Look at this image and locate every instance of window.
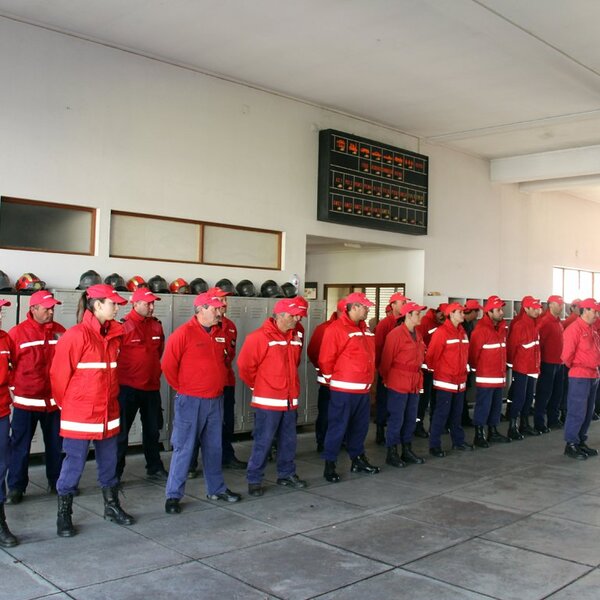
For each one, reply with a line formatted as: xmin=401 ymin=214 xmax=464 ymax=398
xmin=553 ymin=266 xmax=600 ymax=301
xmin=0 ymin=197 xmax=95 ymax=255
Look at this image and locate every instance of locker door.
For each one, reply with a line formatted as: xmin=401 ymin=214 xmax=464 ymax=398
xmin=224 ymin=297 xmax=245 ymax=433
xmin=305 ymin=301 xmax=327 ymax=424
xmin=151 ymin=294 xmax=173 ymax=443
xmin=0 ymin=294 xmax=18 ymax=329
xmin=49 ymin=289 xmax=82 ymax=330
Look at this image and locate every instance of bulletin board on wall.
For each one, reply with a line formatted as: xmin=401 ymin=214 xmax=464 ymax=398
xmin=317 ymin=129 xmax=429 ymax=235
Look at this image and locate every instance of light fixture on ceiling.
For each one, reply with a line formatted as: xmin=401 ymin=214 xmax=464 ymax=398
xmin=343 ymin=242 xmax=362 ymax=249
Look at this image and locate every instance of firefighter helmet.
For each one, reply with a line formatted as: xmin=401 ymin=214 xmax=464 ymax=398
xmin=76 ymin=270 xmax=102 ymax=290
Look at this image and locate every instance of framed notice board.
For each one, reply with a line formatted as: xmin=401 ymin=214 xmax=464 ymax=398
xmin=317 ymin=129 xmax=429 ymax=235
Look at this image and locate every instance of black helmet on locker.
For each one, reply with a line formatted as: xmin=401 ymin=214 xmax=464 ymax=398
xmin=15 ymin=273 xmax=46 ymax=293
xmin=76 ymin=270 xmax=102 ymax=290
xmin=147 ymin=275 xmax=169 ymax=294
xmin=235 ymin=279 xmax=257 ymax=297
xmin=189 ymin=277 xmax=208 ymax=295
xmin=104 ymin=273 xmax=127 ymax=291
xmin=0 ymin=271 xmax=11 ymax=292
xmin=214 ymin=278 xmax=236 ymax=296
xmin=260 ymin=280 xmax=284 ymax=298
xmin=281 ymin=282 xmax=298 ymax=298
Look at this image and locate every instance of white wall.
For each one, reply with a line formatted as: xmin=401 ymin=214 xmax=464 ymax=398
xmin=2 ymin=18 xmax=600 ymax=301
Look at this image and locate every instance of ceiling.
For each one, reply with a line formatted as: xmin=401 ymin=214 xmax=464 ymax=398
xmin=2 ymin=0 xmax=600 ymax=202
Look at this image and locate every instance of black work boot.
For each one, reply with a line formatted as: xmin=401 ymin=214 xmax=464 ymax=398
xmin=578 ymin=442 xmax=599 ymax=457
xmin=473 ymin=426 xmax=489 ymax=448
xmin=488 ymin=426 xmax=511 ymax=443
xmin=350 ymin=453 xmax=380 ymax=474
xmin=414 ymin=421 xmax=429 ymax=438
xmin=323 ymin=461 xmax=340 ymax=483
xmin=57 ymin=494 xmax=76 ymax=537
xmin=507 ymin=419 xmax=524 ymax=440
xmin=102 ymin=487 xmax=135 ymax=525
xmin=0 ymin=504 xmax=17 ymax=547
xmin=385 ymin=445 xmax=405 ymax=468
xmin=375 ymin=425 xmax=386 ymax=446
xmin=401 ymin=443 xmax=425 ymax=464
xmin=519 ymin=416 xmax=541 ymax=437
xmin=564 ymin=443 xmax=587 ymax=460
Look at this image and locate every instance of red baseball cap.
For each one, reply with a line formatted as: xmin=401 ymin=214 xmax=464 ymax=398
xmin=131 ymin=288 xmax=161 ymax=303
xmin=86 ymin=284 xmax=127 ymax=305
xmin=194 ymin=292 xmax=226 ymax=308
xmin=389 ymin=292 xmax=409 ymax=304
xmin=207 ymin=286 xmax=233 ymax=297
xmin=464 ymin=299 xmax=483 ymax=311
xmin=344 ymin=292 xmax=375 ymax=307
xmin=579 ymin=298 xmax=599 ymax=310
xmin=273 ymin=298 xmax=306 ymax=316
xmin=483 ymin=296 xmax=505 ymax=312
xmin=336 ymin=298 xmax=347 ymax=312
xmin=29 ymin=290 xmax=62 ymax=308
xmin=437 ymin=303 xmax=448 ymax=313
xmin=294 ymin=296 xmax=309 ymax=315
xmin=443 ymin=302 xmax=465 ymax=316
xmin=522 ymin=296 xmax=542 ymax=309
xmin=0 ymin=299 xmax=11 ymax=308
xmin=547 ymin=295 xmax=564 ymax=305
xmin=400 ymin=301 xmax=426 ymax=317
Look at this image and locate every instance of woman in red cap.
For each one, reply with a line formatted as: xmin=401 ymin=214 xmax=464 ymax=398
xmin=50 ymin=284 xmax=134 ymax=537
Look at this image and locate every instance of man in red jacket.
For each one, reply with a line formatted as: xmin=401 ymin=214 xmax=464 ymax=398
xmin=307 ymin=298 xmax=346 ymax=452
xmin=374 ymin=292 xmax=409 ymax=445
xmin=561 ymin=298 xmax=600 ymax=459
xmin=116 ymin=288 xmax=168 ymax=483
xmin=162 ymin=291 xmax=241 ymax=514
xmin=534 ymin=295 xmax=565 ymax=433
xmin=319 ymin=292 xmax=380 ymax=483
xmin=6 ymin=290 xmax=66 ymax=504
xmin=469 ymin=296 xmax=510 ymax=447
xmin=427 ymin=303 xmax=471 ymax=456
xmin=506 ymin=296 xmax=542 ymax=439
xmin=238 ymin=297 xmax=307 ymax=496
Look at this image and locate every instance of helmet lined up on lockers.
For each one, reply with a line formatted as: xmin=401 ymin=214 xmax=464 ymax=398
xmin=169 ymin=278 xmax=190 ymax=294
xmin=0 ymin=271 xmax=11 ymax=292
xmin=16 ymin=273 xmax=46 ymax=294
xmin=148 ymin=275 xmax=169 ymax=294
xmin=104 ymin=273 xmax=128 ymax=291
xmin=189 ymin=278 xmax=208 ymax=295
xmin=260 ymin=280 xmax=284 ymax=298
xmin=76 ymin=270 xmax=102 ymax=290
xmin=235 ymin=279 xmax=257 ymax=297
xmin=214 ymin=278 xmax=236 ymax=296
xmin=281 ymin=282 xmax=298 ymax=298
xmin=127 ymin=275 xmax=147 ymax=292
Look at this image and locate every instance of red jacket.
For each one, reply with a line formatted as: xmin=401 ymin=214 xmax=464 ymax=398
xmin=237 ymin=318 xmax=302 ymax=410
xmin=319 ymin=313 xmax=375 ymax=394
xmin=379 ymin=323 xmax=425 ymax=394
xmin=161 ymin=316 xmax=227 ymax=398
xmin=427 ymin=319 xmax=469 ymax=392
xmin=562 ymin=311 xmax=579 ymax=330
xmin=537 ymin=310 xmax=563 ymax=364
xmin=117 ymin=309 xmax=164 ymax=391
xmin=468 ymin=314 xmax=507 ymax=388
xmin=219 ymin=315 xmax=237 ymax=387
xmin=0 ymin=331 xmax=13 ymax=418
xmin=375 ymin=313 xmax=401 ymax=369
xmin=50 ymin=311 xmax=123 ymax=440
xmin=561 ymin=317 xmax=600 ymax=378
xmin=9 ymin=313 xmax=66 ymax=412
xmin=507 ymin=314 xmax=540 ymax=376
xmin=417 ymin=309 xmax=441 ymax=348
xmin=307 ymin=312 xmax=338 ymax=384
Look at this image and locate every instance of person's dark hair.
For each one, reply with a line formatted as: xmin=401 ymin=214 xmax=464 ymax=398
xmin=76 ymin=291 xmax=106 ymax=323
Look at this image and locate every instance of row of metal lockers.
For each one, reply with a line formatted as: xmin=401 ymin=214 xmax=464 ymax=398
xmin=0 ymin=291 xmax=327 ymax=453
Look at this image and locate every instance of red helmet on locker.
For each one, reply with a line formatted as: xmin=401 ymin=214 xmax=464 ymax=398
xmin=126 ymin=276 xmax=147 ymax=292
xmin=169 ymin=278 xmax=190 ymax=294
xmin=16 ymin=273 xmax=46 ymax=293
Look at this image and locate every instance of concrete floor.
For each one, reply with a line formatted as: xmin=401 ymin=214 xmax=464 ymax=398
xmin=3 ymin=421 xmax=600 ymax=600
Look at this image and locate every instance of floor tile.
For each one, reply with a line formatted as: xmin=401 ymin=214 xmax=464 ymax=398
xmin=545 ymin=568 xmax=600 ymax=599
xmin=0 ymin=550 xmax=61 ymax=599
xmin=542 ymin=493 xmax=600 ymax=527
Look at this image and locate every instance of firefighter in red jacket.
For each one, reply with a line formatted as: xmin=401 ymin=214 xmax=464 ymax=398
xmin=116 ymin=287 xmax=168 ymax=483
xmin=506 ymin=296 xmax=542 ymax=439
xmin=6 ymin=290 xmax=66 ymax=505
xmin=535 ymin=295 xmax=565 ymax=432
xmin=561 ymin=298 xmax=600 ymax=459
xmin=0 ymin=299 xmax=17 ymax=547
xmin=51 ymin=284 xmax=134 ymax=537
xmin=427 ymin=302 xmax=471 ymax=456
xmin=319 ymin=292 xmax=380 ymax=483
xmin=469 ymin=296 xmax=510 ymax=447
xmin=307 ymin=298 xmax=346 ymax=452
xmin=162 ymin=291 xmax=241 ymax=515
xmin=238 ymin=297 xmax=307 ymax=496
xmin=379 ymin=301 xmax=427 ymax=467
xmin=374 ymin=292 xmax=409 ymax=445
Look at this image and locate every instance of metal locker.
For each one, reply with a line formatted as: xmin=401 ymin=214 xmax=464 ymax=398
xmin=0 ymin=293 xmax=19 ymax=329
xmin=305 ymin=301 xmax=327 ymax=425
xmin=51 ymin=289 xmax=84 ymax=329
xmin=223 ymin=297 xmax=246 ymax=433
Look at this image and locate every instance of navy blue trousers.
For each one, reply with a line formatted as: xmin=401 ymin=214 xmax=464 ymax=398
xmin=418 ymin=370 xmax=434 ymax=423
xmin=8 ymin=408 xmax=62 ymax=492
xmin=57 ymin=436 xmax=118 ymax=495
xmin=564 ymin=377 xmax=598 ymax=445
xmin=473 ymin=387 xmax=503 ymax=427
xmin=116 ymin=386 xmax=165 ymax=478
xmin=315 ymin=384 xmax=330 ymax=446
xmin=0 ymin=415 xmax=9 ymax=503
xmin=429 ymin=390 xmax=465 ymax=449
xmin=385 ymin=390 xmax=418 ymax=446
xmin=509 ymin=372 xmax=536 ymax=419
xmin=535 ymin=363 xmax=564 ymax=429
xmin=375 ymin=376 xmax=388 ymax=426
xmin=247 ymin=409 xmax=297 ymax=484
xmin=166 ymin=394 xmax=225 ymax=499
xmin=322 ymin=391 xmax=370 ymax=461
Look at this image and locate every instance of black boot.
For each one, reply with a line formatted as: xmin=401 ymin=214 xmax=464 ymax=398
xmin=350 ymin=453 xmax=380 ymax=474
xmin=0 ymin=504 xmax=17 ymax=547
xmin=564 ymin=443 xmax=587 ymax=460
xmin=401 ymin=443 xmax=425 ymax=464
xmin=519 ymin=416 xmax=541 ymax=437
xmin=473 ymin=426 xmax=489 ymax=448
xmin=323 ymin=460 xmax=340 ymax=483
xmin=414 ymin=421 xmax=429 ymax=438
xmin=57 ymin=494 xmax=76 ymax=537
xmin=385 ymin=445 xmax=405 ymax=468
xmin=507 ymin=419 xmax=524 ymax=440
xmin=375 ymin=425 xmax=386 ymax=446
xmin=102 ymin=487 xmax=135 ymax=525
xmin=488 ymin=426 xmax=511 ymax=443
